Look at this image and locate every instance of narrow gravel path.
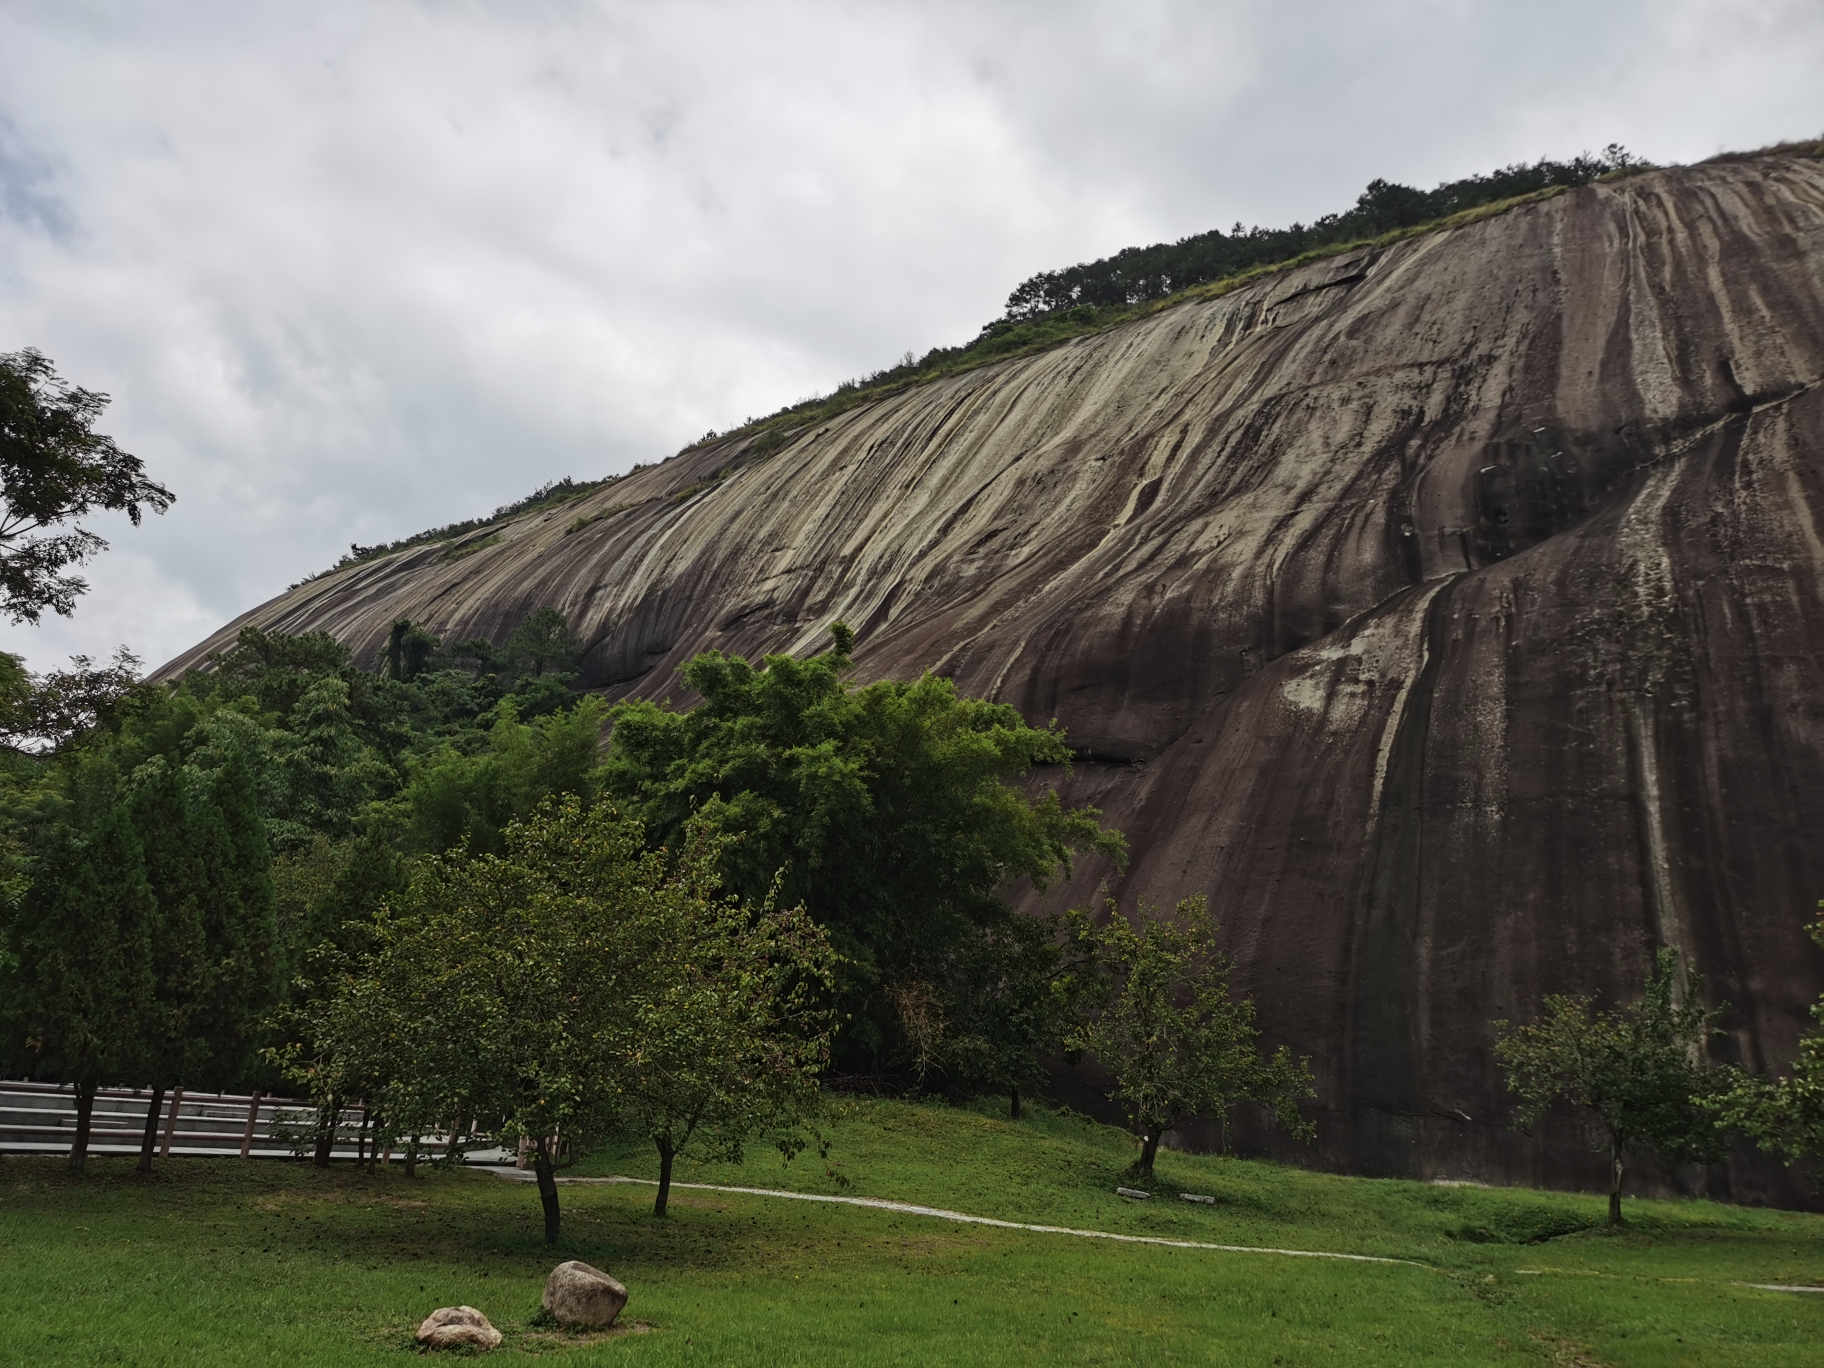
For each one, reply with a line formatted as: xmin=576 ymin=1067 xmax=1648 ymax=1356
xmin=486 ymin=1168 xmax=1418 ymax=1266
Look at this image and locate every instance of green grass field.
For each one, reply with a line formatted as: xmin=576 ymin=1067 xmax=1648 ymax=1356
xmin=3 ymin=1098 xmax=1821 ymax=1366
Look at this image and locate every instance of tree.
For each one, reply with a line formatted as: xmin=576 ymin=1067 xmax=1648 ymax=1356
xmin=612 ymin=851 xmax=837 ymax=1217
xmin=295 ymin=797 xmax=835 ymax=1242
xmin=1494 ymin=947 xmax=1729 ymax=1226
xmin=930 ymin=912 xmax=1075 ymax=1119
xmin=0 ymin=648 xmax=154 ymax=755
xmin=381 ymin=619 xmax=440 ymax=684
xmin=403 ymin=696 xmax=606 ymax=855
xmin=603 ymin=622 xmax=1123 ymax=1075
xmin=1070 ymin=895 xmax=1315 ymax=1178
xmin=0 ymin=803 xmax=158 ymax=1171
xmin=0 ymin=349 xmax=173 ymax=623
xmin=1707 ymin=910 xmax=1824 ymax=1176
xmin=115 ymin=751 xmax=278 ymax=1168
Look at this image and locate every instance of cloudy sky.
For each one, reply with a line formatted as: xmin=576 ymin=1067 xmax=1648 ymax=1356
xmin=0 ymin=0 xmax=1818 ymax=674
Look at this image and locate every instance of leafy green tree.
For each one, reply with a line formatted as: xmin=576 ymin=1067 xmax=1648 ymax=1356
xmin=603 ymin=623 xmax=1122 ymax=1073
xmin=1707 ymin=910 xmax=1824 ymax=1176
xmin=268 ymin=677 xmax=394 ymax=846
xmin=0 ymin=803 xmax=158 ymax=1170
xmin=1070 ymin=894 xmax=1315 ymax=1179
xmin=381 ymin=619 xmax=440 ymax=683
xmin=112 ymin=750 xmax=278 ymax=1167
xmin=0 ymin=348 xmax=173 ymax=623
xmin=1494 ymin=948 xmax=1729 ymax=1226
xmin=403 ymin=696 xmax=606 ymax=855
xmin=181 ymin=752 xmax=280 ymax=1087
xmin=611 ymin=851 xmax=837 ymax=1217
xmin=930 ymin=912 xmax=1075 ymax=1118
xmin=0 ymin=648 xmax=154 ymax=755
xmin=504 ymin=606 xmax=583 ymax=681
xmin=295 ymin=797 xmax=834 ymax=1242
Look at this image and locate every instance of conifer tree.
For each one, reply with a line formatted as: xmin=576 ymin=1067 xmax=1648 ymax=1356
xmin=0 ymin=805 xmax=158 ymax=1171
xmin=184 ymin=752 xmax=278 ymax=1088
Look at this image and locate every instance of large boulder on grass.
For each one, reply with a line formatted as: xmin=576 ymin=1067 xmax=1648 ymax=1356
xmin=542 ymin=1260 xmax=628 ymax=1328
xmin=416 ymin=1306 xmax=502 ymax=1351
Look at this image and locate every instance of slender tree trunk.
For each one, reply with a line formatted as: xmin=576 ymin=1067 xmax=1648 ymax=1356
xmin=443 ymin=1113 xmax=466 ymax=1168
xmin=68 ymin=1079 xmax=97 ymax=1173
xmin=1608 ymin=1134 xmax=1626 ymax=1227
xmin=1009 ymin=1084 xmax=1021 ymax=1121
xmin=356 ymin=1105 xmax=370 ymax=1167
xmin=136 ymin=1086 xmax=164 ymax=1175
xmin=1137 ymin=1129 xmax=1161 ymax=1179
xmin=534 ymin=1137 xmax=561 ymax=1244
xmin=654 ymin=1136 xmax=675 ymax=1217
xmin=313 ymin=1096 xmax=340 ymax=1169
xmin=404 ymin=1135 xmax=419 ymax=1178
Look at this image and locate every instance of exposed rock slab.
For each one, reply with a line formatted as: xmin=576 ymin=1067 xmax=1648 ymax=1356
xmin=164 ymin=154 xmax=1824 ymax=1199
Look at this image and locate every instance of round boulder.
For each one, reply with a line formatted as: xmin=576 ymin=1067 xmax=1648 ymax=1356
xmin=542 ymin=1260 xmax=628 ymax=1329
xmin=416 ymin=1305 xmax=503 ymax=1352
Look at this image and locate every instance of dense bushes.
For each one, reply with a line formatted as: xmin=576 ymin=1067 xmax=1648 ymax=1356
xmin=1000 ymin=146 xmax=1645 ymax=318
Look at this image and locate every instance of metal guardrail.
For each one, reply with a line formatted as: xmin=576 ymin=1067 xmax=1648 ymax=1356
xmin=0 ymin=1080 xmax=502 ymax=1163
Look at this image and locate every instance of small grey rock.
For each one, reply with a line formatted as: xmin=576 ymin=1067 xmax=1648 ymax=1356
xmin=1115 ymin=1186 xmax=1150 ymax=1199
xmin=1180 ymin=1192 xmax=1216 ymax=1204
xmin=543 ymin=1259 xmax=628 ymax=1329
xmin=416 ymin=1306 xmax=502 ymax=1351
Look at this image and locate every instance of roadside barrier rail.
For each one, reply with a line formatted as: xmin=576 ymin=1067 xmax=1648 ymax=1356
xmin=0 ymin=1079 xmax=490 ymax=1162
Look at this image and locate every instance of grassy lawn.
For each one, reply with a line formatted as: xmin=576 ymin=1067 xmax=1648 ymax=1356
xmin=2 ymin=1099 xmax=1821 ymax=1366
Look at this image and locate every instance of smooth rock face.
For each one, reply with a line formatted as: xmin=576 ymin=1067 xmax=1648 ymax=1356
xmin=542 ymin=1260 xmax=628 ymax=1328
xmin=164 ymin=154 xmax=1824 ymax=1199
xmin=416 ymin=1306 xmax=502 ymax=1351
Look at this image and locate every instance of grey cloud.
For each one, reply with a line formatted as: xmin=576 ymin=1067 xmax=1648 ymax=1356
xmin=0 ymin=119 xmax=74 ymax=241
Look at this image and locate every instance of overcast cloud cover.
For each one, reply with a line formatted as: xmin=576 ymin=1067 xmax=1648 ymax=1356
xmin=0 ymin=0 xmax=1819 ymax=674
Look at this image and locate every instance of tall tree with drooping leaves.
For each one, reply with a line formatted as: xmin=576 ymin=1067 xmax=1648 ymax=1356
xmin=1070 ymin=894 xmax=1316 ymax=1178
xmin=603 ymin=622 xmax=1123 ymax=1076
xmin=1494 ymin=947 xmax=1730 ymax=1226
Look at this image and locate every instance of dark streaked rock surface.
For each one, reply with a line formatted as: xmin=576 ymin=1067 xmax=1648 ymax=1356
xmin=164 ymin=155 xmax=1824 ymax=1199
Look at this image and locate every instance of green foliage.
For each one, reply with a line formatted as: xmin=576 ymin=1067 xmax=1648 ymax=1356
xmin=0 ymin=647 xmax=154 ymax=755
xmin=925 ymin=910 xmax=1076 ymax=1115
xmin=403 ymin=696 xmax=605 ymax=855
xmin=602 ymin=623 xmax=1123 ymax=1076
xmin=0 ymin=606 xmax=604 ymax=1114
xmin=605 ymin=831 xmax=838 ymax=1217
xmin=120 ymin=749 xmax=279 ymax=1092
xmin=1494 ymin=947 xmax=1729 ymax=1225
xmin=293 ymin=797 xmax=836 ymax=1239
xmin=1068 ymin=894 xmax=1315 ymax=1177
xmin=0 ymin=348 xmax=174 ymax=623
xmin=1707 ymin=911 xmax=1824 ymax=1174
xmin=1000 ymin=147 xmax=1647 ymax=319
xmin=0 ymin=801 xmax=158 ymax=1093
xmin=301 ymin=475 xmax=612 ymax=582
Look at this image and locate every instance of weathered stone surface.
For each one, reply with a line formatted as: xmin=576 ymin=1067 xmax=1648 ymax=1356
xmin=542 ymin=1260 xmax=628 ymax=1328
xmin=163 ymin=153 xmax=1824 ymax=1200
xmin=415 ymin=1306 xmax=502 ymax=1351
